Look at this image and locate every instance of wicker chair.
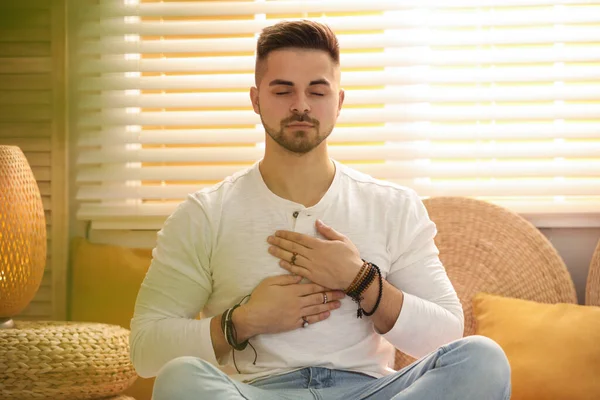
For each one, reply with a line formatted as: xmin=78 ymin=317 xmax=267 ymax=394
xmin=585 ymin=240 xmax=600 ymax=306
xmin=102 ymin=397 xmax=136 ymax=400
xmin=394 ymin=196 xmax=578 ymax=370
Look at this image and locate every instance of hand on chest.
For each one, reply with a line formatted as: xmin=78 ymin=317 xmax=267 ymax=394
xmin=210 ymin=210 xmax=391 ymax=296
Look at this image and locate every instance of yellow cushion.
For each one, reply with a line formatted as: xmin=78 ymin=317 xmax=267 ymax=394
xmin=70 ymin=236 xmax=152 ymax=328
xmin=472 ymin=292 xmax=600 ymax=400
xmin=70 ymin=237 xmax=154 ymax=400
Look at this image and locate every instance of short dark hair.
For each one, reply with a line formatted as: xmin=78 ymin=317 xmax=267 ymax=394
xmin=255 ymin=20 xmax=340 ymax=84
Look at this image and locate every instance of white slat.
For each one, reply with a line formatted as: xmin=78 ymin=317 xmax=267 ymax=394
xmin=84 ymin=1 xmax=599 ymax=19
xmin=77 ymin=48 xmax=600 ymax=73
xmin=75 ymin=160 xmax=600 ymax=183
xmin=77 ymin=141 xmax=600 ymax=165
xmin=79 ymin=27 xmax=600 ymax=55
xmin=79 ymin=85 xmax=600 ymax=109
xmin=78 ymin=9 xmax=600 ymax=37
xmin=77 ymin=123 xmax=600 ymax=146
xmin=76 ymin=170 xmax=600 ymax=199
xmin=78 ymin=104 xmax=600 ymax=127
xmin=77 ymin=66 xmax=600 ymax=91
xmin=88 ymin=229 xmax=158 ymax=248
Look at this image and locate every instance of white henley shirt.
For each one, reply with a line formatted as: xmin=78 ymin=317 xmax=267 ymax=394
xmin=130 ymin=159 xmax=464 ymax=383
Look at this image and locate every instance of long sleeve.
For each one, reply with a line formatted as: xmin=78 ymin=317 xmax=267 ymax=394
xmin=129 ymin=196 xmax=220 ymax=378
xmin=381 ymin=190 xmax=464 ymax=358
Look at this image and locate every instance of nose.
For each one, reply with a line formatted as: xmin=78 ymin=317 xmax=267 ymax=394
xmin=290 ymin=93 xmax=311 ymax=115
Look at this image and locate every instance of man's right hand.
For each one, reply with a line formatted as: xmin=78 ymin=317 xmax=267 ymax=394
xmin=232 ymin=274 xmax=345 ymax=341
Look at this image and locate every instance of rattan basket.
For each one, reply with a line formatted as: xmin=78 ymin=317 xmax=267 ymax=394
xmin=0 ymin=321 xmax=137 ymax=399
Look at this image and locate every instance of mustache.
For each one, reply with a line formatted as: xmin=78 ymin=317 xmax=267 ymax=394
xmin=282 ymin=114 xmax=319 ymax=125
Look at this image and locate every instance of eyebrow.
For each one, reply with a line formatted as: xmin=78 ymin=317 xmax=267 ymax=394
xmin=268 ymin=79 xmax=331 ymax=87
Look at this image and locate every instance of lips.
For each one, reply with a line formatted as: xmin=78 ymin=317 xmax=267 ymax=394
xmin=287 ymin=123 xmax=314 ymax=128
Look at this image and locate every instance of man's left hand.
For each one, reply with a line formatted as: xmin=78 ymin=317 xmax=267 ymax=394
xmin=267 ymin=220 xmax=363 ymax=291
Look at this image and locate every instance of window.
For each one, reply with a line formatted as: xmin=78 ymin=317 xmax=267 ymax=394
xmin=74 ymin=0 xmax=600 ymax=246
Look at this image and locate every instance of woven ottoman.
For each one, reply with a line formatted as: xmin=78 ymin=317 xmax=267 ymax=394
xmin=0 ymin=321 xmax=137 ymax=399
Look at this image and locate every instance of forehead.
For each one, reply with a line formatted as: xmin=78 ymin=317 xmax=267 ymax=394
xmin=260 ymin=49 xmax=339 ymax=86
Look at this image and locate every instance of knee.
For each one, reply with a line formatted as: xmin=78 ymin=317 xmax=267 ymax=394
xmin=459 ymin=336 xmax=511 ymax=394
xmin=153 ymin=356 xmax=212 ymax=398
xmin=156 ymin=356 xmax=204 ymax=379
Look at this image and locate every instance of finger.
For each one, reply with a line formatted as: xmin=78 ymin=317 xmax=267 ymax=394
xmin=299 ymin=309 xmax=333 ymax=328
xmin=296 ymin=283 xmax=328 ymax=296
xmin=266 ymin=274 xmax=302 ymax=286
xmin=301 ymin=302 xmax=342 ymax=321
xmin=302 ymin=292 xmax=343 ymax=309
xmin=274 ymin=230 xmax=320 ymax=249
xmin=307 ymin=290 xmax=346 ymax=306
xmin=268 ymin=246 xmax=307 ymax=266
xmin=315 ymin=219 xmax=346 ymax=241
xmin=329 ymin=290 xmax=347 ymax=302
xmin=278 ymin=259 xmax=310 ymax=278
xmin=267 ymin=235 xmax=311 ymax=258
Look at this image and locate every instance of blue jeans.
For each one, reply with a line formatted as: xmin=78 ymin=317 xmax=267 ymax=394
xmin=153 ymin=335 xmax=511 ymax=400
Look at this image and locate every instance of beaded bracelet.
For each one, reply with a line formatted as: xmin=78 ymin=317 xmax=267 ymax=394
xmin=345 ymin=260 xmax=368 ymax=295
xmin=346 ymin=261 xmax=376 ymax=298
xmin=345 ymin=261 xmax=383 ymax=318
xmin=360 ymin=263 xmax=383 ymax=318
xmin=349 ymin=264 xmax=376 ymax=299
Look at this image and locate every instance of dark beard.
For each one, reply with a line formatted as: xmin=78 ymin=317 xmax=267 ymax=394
xmin=259 ymin=109 xmax=332 ymax=154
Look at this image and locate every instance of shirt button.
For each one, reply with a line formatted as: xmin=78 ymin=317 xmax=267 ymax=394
xmin=293 ymin=211 xmax=299 ymax=218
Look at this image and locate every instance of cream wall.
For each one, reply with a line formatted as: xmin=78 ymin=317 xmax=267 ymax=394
xmin=541 ymin=228 xmax=600 ymax=304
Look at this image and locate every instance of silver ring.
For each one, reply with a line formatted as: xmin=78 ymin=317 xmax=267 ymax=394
xmin=302 ymin=316 xmax=309 ymax=328
xmin=291 ymin=253 xmax=298 ymax=265
xmin=323 ymin=293 xmax=328 ymax=304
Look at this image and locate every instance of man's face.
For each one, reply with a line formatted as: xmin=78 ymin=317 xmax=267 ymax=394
xmin=250 ymin=49 xmax=344 ymax=154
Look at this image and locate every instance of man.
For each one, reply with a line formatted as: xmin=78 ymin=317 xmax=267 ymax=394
xmin=130 ymin=20 xmax=511 ymax=399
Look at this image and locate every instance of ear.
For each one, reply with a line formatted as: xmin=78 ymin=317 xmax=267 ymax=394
xmin=337 ymin=89 xmax=345 ymax=117
xmin=250 ymin=87 xmax=260 ymax=114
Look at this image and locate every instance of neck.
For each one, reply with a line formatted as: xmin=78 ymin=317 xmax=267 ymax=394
xmin=259 ymin=141 xmax=335 ymax=208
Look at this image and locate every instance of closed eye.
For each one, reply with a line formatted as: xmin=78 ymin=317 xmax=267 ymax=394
xmin=311 ymin=93 xmax=325 ymax=96
xmin=275 ymin=92 xmax=290 ymax=95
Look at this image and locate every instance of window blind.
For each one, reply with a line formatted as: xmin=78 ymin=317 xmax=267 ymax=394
xmin=74 ymin=0 xmax=600 ymax=240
